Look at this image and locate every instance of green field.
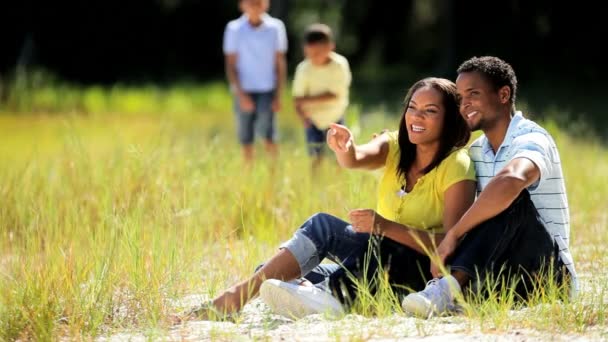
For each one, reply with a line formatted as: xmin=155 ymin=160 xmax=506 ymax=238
xmin=1 ymin=83 xmax=607 ymax=340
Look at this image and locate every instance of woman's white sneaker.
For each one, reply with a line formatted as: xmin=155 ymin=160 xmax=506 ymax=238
xmin=260 ymin=279 xmax=344 ymax=319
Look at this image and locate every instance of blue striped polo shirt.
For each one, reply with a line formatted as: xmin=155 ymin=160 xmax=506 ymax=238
xmin=469 ymin=111 xmax=578 ymax=296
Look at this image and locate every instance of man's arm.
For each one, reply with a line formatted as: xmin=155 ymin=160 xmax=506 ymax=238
xmin=448 ymin=157 xmax=541 ymax=240
xmin=430 ymin=157 xmax=541 ymax=277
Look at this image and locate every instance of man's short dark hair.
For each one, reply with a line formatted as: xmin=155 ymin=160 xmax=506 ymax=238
xmin=457 ymin=56 xmax=518 ymax=106
xmin=304 ymin=23 xmax=333 ymax=44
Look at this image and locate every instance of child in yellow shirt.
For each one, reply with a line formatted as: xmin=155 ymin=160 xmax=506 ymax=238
xmin=292 ymin=23 xmax=352 ymax=169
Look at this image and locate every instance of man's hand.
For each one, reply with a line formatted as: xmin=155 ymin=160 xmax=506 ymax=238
xmin=431 ymin=230 xmax=459 ymax=278
xmin=327 ymin=123 xmax=354 ymax=153
xmin=239 ymin=93 xmax=255 ymax=113
xmin=349 ymin=209 xmax=386 ymax=234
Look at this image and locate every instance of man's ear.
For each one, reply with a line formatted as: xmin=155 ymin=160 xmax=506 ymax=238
xmin=498 ymin=86 xmax=511 ymax=104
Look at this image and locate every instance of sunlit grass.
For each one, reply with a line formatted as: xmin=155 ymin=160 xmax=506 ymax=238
xmin=0 ymin=81 xmax=607 ymax=340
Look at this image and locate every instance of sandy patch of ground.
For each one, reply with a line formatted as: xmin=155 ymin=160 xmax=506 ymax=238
xmin=97 ymin=270 xmax=608 ymax=341
xmin=98 ymin=296 xmax=606 ymax=341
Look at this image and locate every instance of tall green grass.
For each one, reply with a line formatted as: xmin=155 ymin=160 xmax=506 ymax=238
xmin=0 ymin=80 xmax=606 ymax=340
xmin=2 ymin=69 xmax=231 ymax=116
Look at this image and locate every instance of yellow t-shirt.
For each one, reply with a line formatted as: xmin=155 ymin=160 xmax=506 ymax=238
xmin=376 ymin=132 xmax=476 ymax=233
xmin=292 ymin=52 xmax=351 ymax=129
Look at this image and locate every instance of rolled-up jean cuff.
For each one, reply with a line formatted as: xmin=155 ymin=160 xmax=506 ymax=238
xmin=450 ymin=265 xmax=476 ymax=280
xmin=279 ymin=231 xmax=320 ymax=276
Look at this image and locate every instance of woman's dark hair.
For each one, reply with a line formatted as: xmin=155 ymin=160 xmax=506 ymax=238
xmin=396 ymin=77 xmax=470 ymax=180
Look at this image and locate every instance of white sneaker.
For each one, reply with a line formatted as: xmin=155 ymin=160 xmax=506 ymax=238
xmin=401 ymin=275 xmax=461 ymax=318
xmin=259 ymin=279 xmax=344 ymax=319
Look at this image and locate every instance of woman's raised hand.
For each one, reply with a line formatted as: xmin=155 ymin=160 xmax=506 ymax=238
xmin=326 ymin=123 xmax=354 ymax=153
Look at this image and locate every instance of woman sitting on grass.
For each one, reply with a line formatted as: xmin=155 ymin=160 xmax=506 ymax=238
xmin=180 ymin=77 xmax=476 ymax=320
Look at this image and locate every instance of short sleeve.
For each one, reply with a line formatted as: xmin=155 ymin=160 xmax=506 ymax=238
xmin=292 ymin=63 xmax=308 ymax=97
xmin=383 ymin=131 xmax=400 ymax=169
xmin=223 ymin=23 xmax=237 ymax=54
xmin=327 ymin=57 xmax=352 ymax=96
xmin=440 ymin=149 xmax=477 ymax=192
xmin=510 ymin=132 xmax=553 ymax=190
xmin=275 ymin=20 xmax=288 ymax=53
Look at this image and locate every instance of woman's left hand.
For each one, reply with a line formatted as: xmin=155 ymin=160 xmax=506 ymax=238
xmin=349 ymin=209 xmax=386 ymax=234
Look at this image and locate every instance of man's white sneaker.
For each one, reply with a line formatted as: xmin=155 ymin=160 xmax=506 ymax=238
xmin=259 ymin=279 xmax=344 ymax=319
xmin=401 ymin=275 xmax=461 ymax=318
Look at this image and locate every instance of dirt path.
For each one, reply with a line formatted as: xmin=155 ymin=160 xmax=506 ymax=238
xmin=97 ymin=270 xmax=608 ymax=341
xmin=98 ymin=297 xmax=605 ymax=341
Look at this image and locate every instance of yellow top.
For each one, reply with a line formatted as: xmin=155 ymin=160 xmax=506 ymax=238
xmin=377 ymin=131 xmax=476 ymax=233
xmin=292 ymin=52 xmax=352 ymax=129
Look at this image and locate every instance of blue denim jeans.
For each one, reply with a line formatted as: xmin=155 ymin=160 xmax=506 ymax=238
xmin=450 ymin=190 xmax=567 ymax=300
xmin=234 ymin=91 xmax=276 ymax=145
xmin=281 ymin=213 xmax=432 ymax=305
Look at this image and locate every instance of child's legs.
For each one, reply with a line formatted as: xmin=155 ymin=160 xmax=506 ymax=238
xmin=234 ymin=94 xmax=256 ymax=162
xmin=252 ymin=91 xmax=277 ymax=158
xmin=305 ymin=122 xmax=325 ymax=167
xmin=305 ymin=118 xmax=344 ymax=161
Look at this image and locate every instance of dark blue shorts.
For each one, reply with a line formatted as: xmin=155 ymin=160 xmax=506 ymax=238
xmin=305 ymin=119 xmax=343 ymax=156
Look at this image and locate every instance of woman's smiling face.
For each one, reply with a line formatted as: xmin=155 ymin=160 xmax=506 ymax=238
xmin=404 ymin=86 xmax=446 ymax=146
